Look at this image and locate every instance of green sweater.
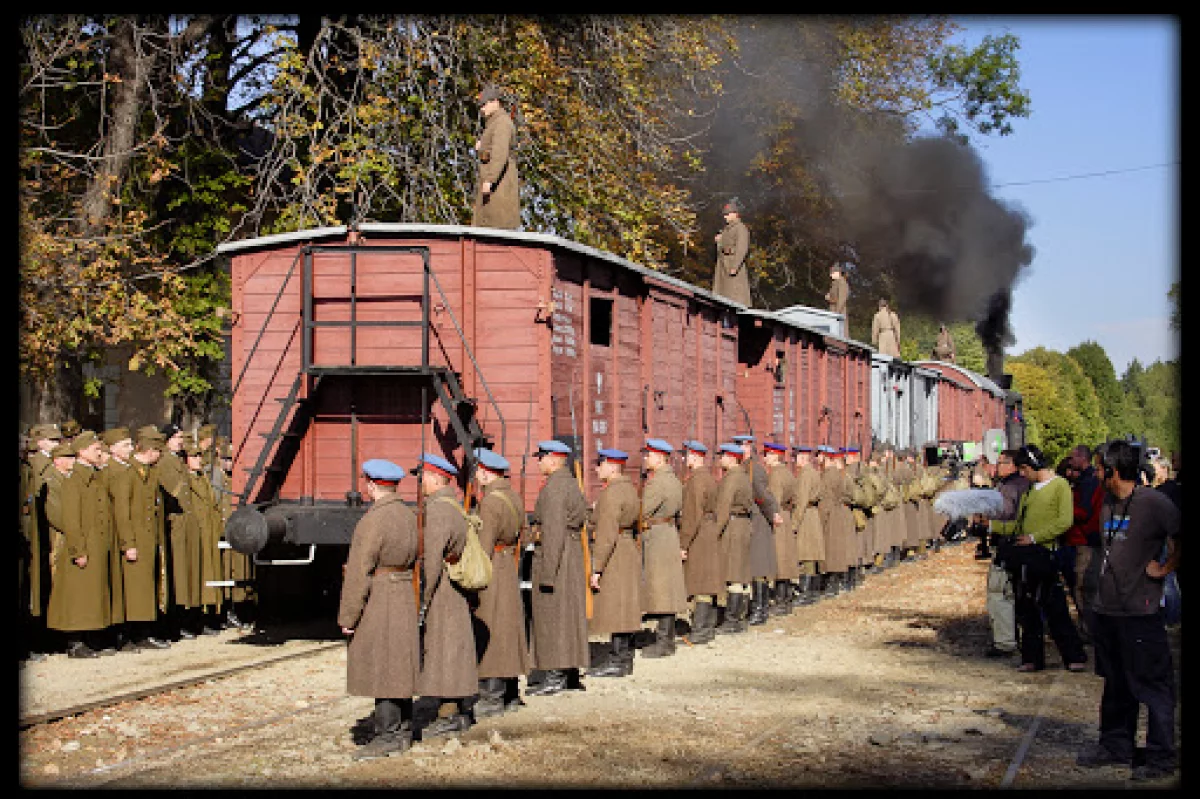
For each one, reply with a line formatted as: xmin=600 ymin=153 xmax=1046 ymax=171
xmin=990 ymin=475 xmax=1073 ymax=547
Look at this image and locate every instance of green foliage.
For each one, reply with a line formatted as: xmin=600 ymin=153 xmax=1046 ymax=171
xmin=927 ymin=32 xmax=1031 ymax=140
xmin=1007 ymin=357 xmax=1081 ymax=466
xmin=1066 ymin=341 xmax=1128 ymax=439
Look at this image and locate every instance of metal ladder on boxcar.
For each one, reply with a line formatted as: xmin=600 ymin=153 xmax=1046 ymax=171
xmin=232 ymin=242 xmax=504 ymax=508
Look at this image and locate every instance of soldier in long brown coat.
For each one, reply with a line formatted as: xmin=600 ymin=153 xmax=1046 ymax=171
xmin=714 ymin=443 xmax=754 ymax=634
xmin=737 ymin=435 xmax=780 ymax=625
xmin=764 ymin=442 xmax=800 ymax=614
xmin=337 ymin=458 xmax=420 ymax=760
xmin=154 ymin=423 xmax=193 ymax=637
xmin=638 ymin=439 xmax=687 ymax=658
xmin=44 ymin=436 xmax=113 ymax=657
xmin=472 ymin=83 xmax=520 ymax=230
xmin=413 ymin=453 xmax=477 ymax=738
xmin=712 ymin=198 xmax=752 ymax=306
xmin=817 ymin=447 xmax=856 ymax=595
xmin=871 ymin=298 xmax=902 ymax=357
xmin=900 ymin=450 xmax=924 ymax=556
xmin=932 ymin=323 xmax=956 ymax=362
xmin=679 ymin=441 xmax=721 ymax=644
xmin=184 ymin=441 xmax=226 ymax=632
xmin=826 ymin=262 xmax=850 ymax=317
xmin=525 ymin=441 xmax=590 ymax=696
xmin=791 ymin=445 xmax=826 ymax=604
xmin=215 ymin=440 xmax=255 ymax=630
xmin=468 ymin=448 xmax=531 ymax=717
xmin=586 ymin=449 xmax=643 ymax=678
xmin=22 ymin=423 xmax=62 ymax=660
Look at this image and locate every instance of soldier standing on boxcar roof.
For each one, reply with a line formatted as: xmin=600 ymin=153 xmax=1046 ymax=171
xmin=585 ymin=449 xmax=644 ymax=679
xmin=872 ymin=298 xmax=902 ymax=358
xmin=791 ymin=445 xmax=826 ymax=605
xmin=472 ymin=83 xmax=521 ymax=230
xmin=338 ymin=458 xmax=421 ymax=761
xmin=711 ymin=198 xmax=752 ymax=307
xmin=524 ymin=441 xmax=590 ymax=696
xmin=826 ymin=262 xmax=850 ymax=317
xmin=714 ymin=443 xmax=754 ymax=635
xmin=468 ymin=447 xmax=532 ymax=718
xmin=737 ymin=434 xmax=781 ymax=626
xmin=932 ymin=322 xmax=957 ymax=363
xmin=413 ymin=453 xmax=478 ymax=739
xmin=638 ymin=439 xmax=687 ymax=658
xmin=679 ymin=440 xmax=721 ymax=645
xmin=764 ymin=441 xmax=800 ymax=615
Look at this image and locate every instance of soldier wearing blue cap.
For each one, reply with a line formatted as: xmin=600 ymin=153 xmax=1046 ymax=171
xmin=639 ymin=439 xmax=687 ymax=658
xmin=792 ymin=443 xmax=826 ymax=606
xmin=764 ymin=442 xmax=801 ymax=616
xmin=586 ymin=447 xmax=643 ymax=678
xmin=817 ymin=440 xmax=856 ymax=598
xmin=714 ymin=442 xmax=754 ymax=634
xmin=413 ymin=453 xmax=478 ymax=739
xmin=680 ymin=439 xmax=721 ymax=644
xmin=525 ymin=438 xmax=590 ymax=695
xmin=468 ymin=448 xmax=531 ymax=717
xmin=338 ymin=457 xmax=421 ymax=759
xmin=736 ymin=436 xmax=780 ymax=626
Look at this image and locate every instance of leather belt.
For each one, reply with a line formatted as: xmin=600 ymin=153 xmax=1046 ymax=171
xmin=493 ymin=543 xmax=517 ymax=553
xmin=732 ymin=511 xmax=752 ymax=518
xmin=644 ymin=516 xmax=677 ymax=526
xmin=375 ymin=565 xmax=412 ymax=575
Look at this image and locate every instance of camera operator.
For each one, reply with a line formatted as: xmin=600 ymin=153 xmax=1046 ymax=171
xmin=1075 ymin=439 xmax=1179 ymax=781
xmin=979 ymin=449 xmax=1028 ymax=658
xmin=989 ymin=444 xmax=1088 ymax=673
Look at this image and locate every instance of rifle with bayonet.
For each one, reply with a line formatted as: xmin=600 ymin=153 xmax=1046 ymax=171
xmin=567 ymin=380 xmax=594 ymax=619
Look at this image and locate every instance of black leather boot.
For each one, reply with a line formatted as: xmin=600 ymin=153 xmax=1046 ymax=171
xmin=502 ymin=677 xmax=526 ymax=712
xmin=589 ymin=635 xmax=633 ymax=676
xmin=525 ymin=668 xmax=569 ymax=695
xmin=690 ymin=601 xmax=716 ymax=644
xmin=716 ymin=592 xmax=747 ymax=634
xmin=769 ymin=581 xmax=790 ymax=616
xmin=748 ymin=580 xmax=769 ymax=625
xmin=473 ymin=678 xmax=506 ymax=718
xmin=641 ymin=615 xmax=676 ymax=658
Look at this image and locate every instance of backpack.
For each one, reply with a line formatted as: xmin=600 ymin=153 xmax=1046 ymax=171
xmin=434 ymin=496 xmax=492 ymax=591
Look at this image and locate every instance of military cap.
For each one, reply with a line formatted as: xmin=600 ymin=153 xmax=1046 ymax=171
xmin=830 ymin=262 xmax=843 ymax=274
xmin=159 ymin=422 xmax=182 ymax=438
xmin=478 ymin=83 xmax=501 ymax=104
xmin=218 ymin=440 xmax=233 ymax=459
xmin=731 ymin=434 xmax=755 ymax=443
xmin=643 ymin=438 xmax=674 ymax=454
xmin=721 ymin=197 xmax=742 ymax=215
xmin=763 ymin=441 xmax=787 ymax=453
xmin=718 ymin=443 xmax=745 ymax=457
xmin=50 ymin=442 xmax=75 ymax=459
xmin=197 ymin=424 xmax=217 ymax=442
xmin=682 ymin=440 xmax=708 ymax=454
xmin=101 ymin=427 xmax=132 ymax=446
xmin=829 ymin=448 xmax=846 ymax=458
xmin=816 ymin=445 xmax=835 ymax=454
xmin=534 ymin=440 xmax=572 ymax=457
xmin=597 ymin=448 xmax=628 ymax=463
xmin=136 ymin=426 xmax=166 ymax=449
xmin=59 ymin=419 xmax=81 ymax=439
xmin=362 ymin=458 xmax=405 ymax=484
xmin=473 ymin=447 xmax=510 ymax=473
xmin=29 ymin=423 xmax=62 ymax=442
xmin=792 ymin=444 xmax=813 ymax=453
xmin=71 ymin=430 xmax=99 ymax=454
xmin=845 ymin=446 xmax=861 ymax=454
xmin=412 ymin=452 xmax=458 ymax=478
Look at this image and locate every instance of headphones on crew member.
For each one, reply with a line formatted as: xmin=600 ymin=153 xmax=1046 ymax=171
xmin=1017 ymin=444 xmax=1046 ymax=471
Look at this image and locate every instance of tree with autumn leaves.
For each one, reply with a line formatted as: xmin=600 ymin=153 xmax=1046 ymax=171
xmin=20 ymin=15 xmax=1034 ymax=425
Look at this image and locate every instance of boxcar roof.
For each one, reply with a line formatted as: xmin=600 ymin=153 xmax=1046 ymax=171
xmin=737 ymin=307 xmax=871 ymax=354
xmin=912 ymin=360 xmax=1006 ymax=397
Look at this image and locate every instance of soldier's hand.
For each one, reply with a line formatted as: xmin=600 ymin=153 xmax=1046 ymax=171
xmin=774 ymin=512 xmax=784 ymax=526
xmin=482 ymin=181 xmax=493 ymax=196
xmin=341 ymin=627 xmax=354 ymax=636
xmin=680 ymin=549 xmax=688 ymax=561
xmin=590 ymin=572 xmax=601 ymax=591
xmin=125 ymin=548 xmax=138 ymax=562
xmin=73 ymin=555 xmax=87 ymax=568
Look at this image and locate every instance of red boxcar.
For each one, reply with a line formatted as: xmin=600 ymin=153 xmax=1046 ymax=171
xmin=912 ymin=360 xmax=1007 ymax=453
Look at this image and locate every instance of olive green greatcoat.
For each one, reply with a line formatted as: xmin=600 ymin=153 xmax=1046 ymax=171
xmin=22 ymin=452 xmax=56 ymax=618
xmin=889 ymin=461 xmax=912 ymax=550
xmin=714 ymin=463 xmax=754 ymax=585
xmin=45 ymin=466 xmax=112 ymax=632
xmin=768 ymin=463 xmax=801 ymax=580
xmin=156 ymin=450 xmax=190 ymax=609
xmin=111 ymin=458 xmax=165 ymax=622
xmin=337 ymin=492 xmax=421 ymax=700
xmin=418 ymin=486 xmax=478 ymax=699
xmin=587 ymin=474 xmax=644 ymax=637
xmin=100 ymin=462 xmax=127 ymax=624
xmin=472 ymin=106 xmax=520 ymax=230
xmin=639 ymin=467 xmax=688 ymax=616
xmin=792 ymin=464 xmax=826 ymax=563
xmin=529 ymin=465 xmax=590 ymax=670
xmin=680 ymin=467 xmax=722 ymax=597
xmin=817 ymin=466 xmax=856 ymax=573
xmin=712 ymin=218 xmax=751 ymax=306
xmin=472 ymin=477 xmax=531 ymax=680
xmin=746 ymin=457 xmax=780 ymax=580
xmin=186 ymin=470 xmax=225 ymax=608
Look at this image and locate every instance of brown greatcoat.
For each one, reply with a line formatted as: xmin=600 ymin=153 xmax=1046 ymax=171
xmin=472 ymin=477 xmax=531 ymax=679
xmin=418 ymin=486 xmax=478 ymax=699
xmin=901 ymin=463 xmax=924 ymax=548
xmin=100 ymin=462 xmax=126 ymax=624
xmin=932 ymin=326 xmax=956 ymax=362
xmin=712 ymin=218 xmax=751 ymax=306
xmin=826 ymin=274 xmax=850 ymax=316
xmin=23 ymin=452 xmax=56 ymax=618
xmin=472 ymin=106 xmax=520 ymax=230
xmin=817 ymin=465 xmax=856 ymax=573
xmin=715 ymin=462 xmax=753 ymax=585
xmin=529 ymin=464 xmax=590 ymax=670
xmin=793 ymin=464 xmax=826 ymax=563
xmin=680 ymin=467 xmax=722 ymax=596
xmin=746 ymin=457 xmax=780 ymax=580
xmin=156 ymin=450 xmax=190 ymax=609
xmin=587 ymin=473 xmax=643 ymax=637
xmin=186 ymin=469 xmax=225 ymax=609
xmin=110 ymin=457 xmax=164 ymax=621
xmin=639 ymin=467 xmax=688 ymax=615
xmin=871 ymin=306 xmax=902 ymax=357
xmin=45 ymin=465 xmax=112 ymax=632
xmin=337 ymin=492 xmax=421 ymax=700
xmin=768 ymin=463 xmax=801 ymax=580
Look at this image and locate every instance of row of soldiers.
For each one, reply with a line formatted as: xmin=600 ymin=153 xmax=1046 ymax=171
xmin=340 ymin=433 xmax=953 ymax=759
xmin=19 ymin=421 xmax=254 ymax=660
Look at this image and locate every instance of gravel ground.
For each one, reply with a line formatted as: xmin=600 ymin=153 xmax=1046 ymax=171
xmin=17 ymin=541 xmax=1182 ymax=789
